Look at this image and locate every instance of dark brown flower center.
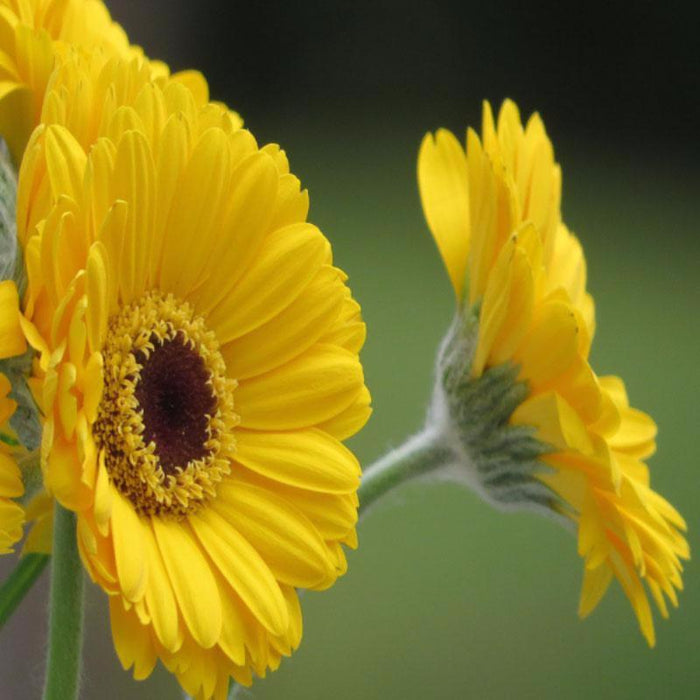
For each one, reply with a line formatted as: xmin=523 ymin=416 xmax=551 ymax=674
xmin=134 ymin=332 xmax=217 ymax=475
xmin=94 ymin=292 xmax=238 ymax=517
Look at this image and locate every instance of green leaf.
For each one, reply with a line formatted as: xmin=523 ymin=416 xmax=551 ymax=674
xmin=0 ymin=553 xmax=50 ymax=630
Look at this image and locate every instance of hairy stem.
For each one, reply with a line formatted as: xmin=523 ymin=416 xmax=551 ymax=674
xmin=358 ymin=428 xmax=453 ymax=516
xmin=43 ymin=505 xmax=84 ymax=700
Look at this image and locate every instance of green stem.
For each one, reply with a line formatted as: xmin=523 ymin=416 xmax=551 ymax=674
xmin=358 ymin=428 xmax=453 ymax=516
xmin=0 ymin=553 xmax=49 ymax=629
xmin=43 ymin=505 xmax=84 ymax=700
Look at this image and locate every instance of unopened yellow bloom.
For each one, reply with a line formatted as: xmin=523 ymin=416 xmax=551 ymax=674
xmin=14 ymin=56 xmax=369 ymax=698
xmin=418 ymin=100 xmax=688 ymax=646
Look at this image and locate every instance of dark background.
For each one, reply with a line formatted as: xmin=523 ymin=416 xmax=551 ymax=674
xmin=1 ymin=2 xmax=699 ymax=698
xmin=113 ymin=0 xmax=699 ymax=165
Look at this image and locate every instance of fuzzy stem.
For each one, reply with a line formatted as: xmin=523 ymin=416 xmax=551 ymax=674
xmin=42 ymin=505 xmax=84 ymax=700
xmin=0 ymin=553 xmax=49 ymax=629
xmin=358 ymin=428 xmax=453 ymax=516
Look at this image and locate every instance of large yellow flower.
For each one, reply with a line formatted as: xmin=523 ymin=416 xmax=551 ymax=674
xmin=418 ymin=100 xmax=688 ymax=646
xmin=14 ymin=56 xmax=369 ymax=698
xmin=0 ymin=0 xmax=209 ymax=164
xmin=0 ymin=368 xmax=24 ymax=554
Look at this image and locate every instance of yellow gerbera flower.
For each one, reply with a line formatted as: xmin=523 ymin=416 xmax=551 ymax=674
xmin=0 ymin=0 xmax=130 ymax=161
xmin=0 ymin=369 xmax=24 ymax=554
xmin=13 ymin=57 xmax=369 ymax=698
xmin=0 ymin=0 xmax=210 ymax=165
xmin=418 ymin=100 xmax=688 ymax=646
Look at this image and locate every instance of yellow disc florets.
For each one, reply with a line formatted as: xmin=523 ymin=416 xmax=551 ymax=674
xmin=93 ymin=291 xmax=238 ymax=517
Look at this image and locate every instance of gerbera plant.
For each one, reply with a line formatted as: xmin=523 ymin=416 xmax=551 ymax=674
xmin=0 ymin=44 xmax=368 ymax=700
xmin=0 ymin=1 xmax=689 ymax=697
xmin=361 ymin=100 xmax=687 ymax=647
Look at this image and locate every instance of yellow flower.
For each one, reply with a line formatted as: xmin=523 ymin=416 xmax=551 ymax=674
xmin=0 ymin=279 xmax=26 ymax=359
xmin=0 ymin=0 xmax=130 ymax=161
xmin=0 ymin=370 xmax=24 ymax=554
xmin=0 ymin=0 xmax=210 ymax=165
xmin=418 ymin=100 xmax=688 ymax=646
xmin=15 ymin=57 xmax=369 ymax=698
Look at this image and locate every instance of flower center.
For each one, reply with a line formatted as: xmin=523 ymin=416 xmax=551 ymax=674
xmin=134 ymin=334 xmax=216 ymax=474
xmin=93 ymin=292 xmax=238 ymax=517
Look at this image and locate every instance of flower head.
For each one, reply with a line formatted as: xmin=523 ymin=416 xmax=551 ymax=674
xmin=16 ymin=56 xmax=369 ymax=697
xmin=418 ymin=100 xmax=688 ymax=646
xmin=0 ymin=0 xmax=211 ymax=164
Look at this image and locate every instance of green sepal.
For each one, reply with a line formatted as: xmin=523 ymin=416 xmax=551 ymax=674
xmin=0 ymin=349 xmax=42 ymax=451
xmin=435 ymin=310 xmax=564 ymax=515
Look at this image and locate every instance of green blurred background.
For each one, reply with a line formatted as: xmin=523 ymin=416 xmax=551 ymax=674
xmin=1 ymin=1 xmax=698 ymax=698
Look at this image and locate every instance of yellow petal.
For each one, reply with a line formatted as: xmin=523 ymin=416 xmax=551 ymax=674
xmin=152 ymin=516 xmax=222 ymax=649
xmin=85 ymin=136 xmax=117 ymax=240
xmin=44 ymin=434 xmax=92 ymax=511
xmin=188 ymin=508 xmax=287 ymax=636
xmin=171 ymin=70 xmax=209 ymax=106
xmin=472 ymin=230 xmax=535 ymax=375
xmin=57 ymin=361 xmax=78 ymax=439
xmin=110 ymin=488 xmax=148 ymax=602
xmin=152 ymin=113 xmax=190 ymax=266
xmin=0 ymin=499 xmax=24 ymax=553
xmin=44 ymin=125 xmax=87 ymax=204
xmin=85 ymin=241 xmax=111 ymax=353
xmin=466 ymin=126 xmax=519 ymax=303
xmin=0 ymin=280 xmax=26 ymax=358
xmin=158 ymin=127 xmax=232 ymax=295
xmin=104 ymin=106 xmax=147 ymax=143
xmin=512 ymin=391 xmax=593 ymax=455
xmin=316 ymin=384 xmax=372 ymax=440
xmin=142 ymin=523 xmax=183 ymax=653
xmin=235 ymin=469 xmax=358 ymax=542
xmin=109 ymin=597 xmax=157 ymax=681
xmin=110 ymin=130 xmax=155 ymax=301
xmin=514 ymin=298 xmax=579 ymax=388
xmin=213 ymin=574 xmax=249 ymax=666
xmin=417 ymin=129 xmax=470 ymax=298
xmin=270 ymin=173 xmax=309 ymax=230
xmin=235 ymin=428 xmax=360 ymax=494
xmin=82 ymin=351 xmax=103 ymax=424
xmin=578 ymin=562 xmax=613 ymax=618
xmin=92 ymin=452 xmax=112 ymax=537
xmin=22 ymin=507 xmax=53 ymax=555
xmin=193 ymin=151 xmax=279 ymax=317
xmin=610 ymin=406 xmax=657 ymax=456
xmin=0 ymin=452 xmax=23 ymax=498
xmin=540 ymin=355 xmax=602 ymax=426
xmin=207 ymin=221 xmax=329 ymax=343
xmin=132 ymin=83 xmax=167 ymax=148
xmin=214 ymin=480 xmax=335 ymax=590
xmin=235 ymin=344 xmax=364 ymax=430
xmin=320 ymin=290 xmax=366 ymax=354
xmin=609 ymin=550 xmax=656 ymax=647
xmin=222 ymin=265 xmax=345 ymax=379
xmin=96 ymin=199 xmax=128 ymax=297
